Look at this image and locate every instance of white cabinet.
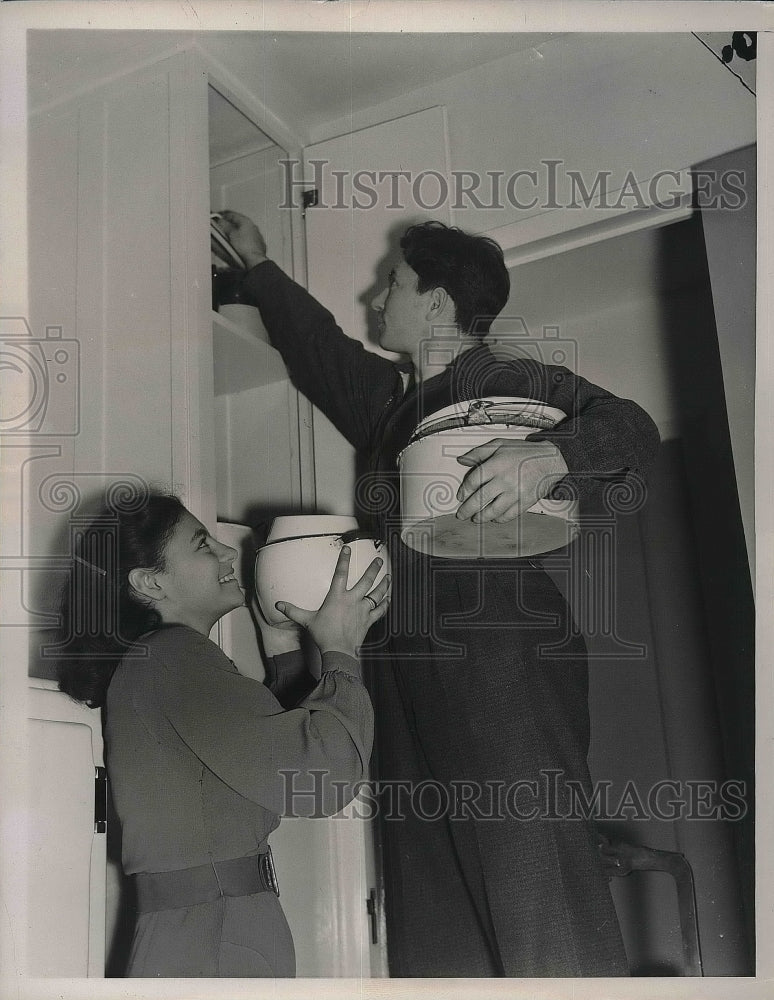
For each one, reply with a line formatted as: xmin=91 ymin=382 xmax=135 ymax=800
xmin=27 ymin=55 xmax=204 ymax=979
xmin=27 ymin=43 xmax=384 ymax=979
xmin=207 ymin=79 xmax=309 ymax=522
xmin=27 ymin=681 xmax=106 ymax=977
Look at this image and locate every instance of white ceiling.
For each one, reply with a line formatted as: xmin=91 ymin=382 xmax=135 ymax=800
xmin=197 ymin=31 xmax=560 ymax=139
xmin=28 ymin=29 xmax=560 ymax=134
xmin=27 ymin=30 xmax=184 ymax=111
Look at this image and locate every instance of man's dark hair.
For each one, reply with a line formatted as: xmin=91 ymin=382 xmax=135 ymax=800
xmin=400 ymin=221 xmax=510 ymax=337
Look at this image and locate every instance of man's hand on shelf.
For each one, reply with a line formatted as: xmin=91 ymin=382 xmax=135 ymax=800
xmin=217 ymin=210 xmax=269 ymax=269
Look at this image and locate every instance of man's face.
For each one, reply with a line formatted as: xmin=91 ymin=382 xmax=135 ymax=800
xmin=371 ymin=259 xmax=434 ymax=356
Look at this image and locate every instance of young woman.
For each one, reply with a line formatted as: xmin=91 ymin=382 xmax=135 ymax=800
xmin=56 ymin=491 xmax=389 ymax=978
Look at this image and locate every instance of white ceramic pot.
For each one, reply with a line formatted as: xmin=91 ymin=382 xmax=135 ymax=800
xmin=255 ymin=515 xmax=390 ymax=625
xmin=397 ymin=397 xmax=580 ymax=558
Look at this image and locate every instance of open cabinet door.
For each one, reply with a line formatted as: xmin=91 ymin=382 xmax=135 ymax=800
xmin=303 ymin=106 xmax=451 ymax=513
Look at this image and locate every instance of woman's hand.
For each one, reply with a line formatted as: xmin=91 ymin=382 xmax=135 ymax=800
xmin=276 ymin=546 xmax=391 ymax=658
xmin=217 ymin=210 xmax=268 ymax=269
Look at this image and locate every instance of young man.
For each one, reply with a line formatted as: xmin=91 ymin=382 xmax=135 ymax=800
xmin=219 ymin=212 xmax=659 ymax=977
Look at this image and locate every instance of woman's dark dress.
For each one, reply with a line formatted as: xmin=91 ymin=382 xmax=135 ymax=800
xmin=105 ymin=625 xmax=372 ymax=977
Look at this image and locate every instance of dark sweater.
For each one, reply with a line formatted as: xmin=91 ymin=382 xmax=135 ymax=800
xmin=239 ymin=260 xmax=661 ymax=523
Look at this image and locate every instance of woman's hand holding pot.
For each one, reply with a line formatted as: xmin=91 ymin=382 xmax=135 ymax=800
xmin=276 ymin=546 xmax=391 ymax=658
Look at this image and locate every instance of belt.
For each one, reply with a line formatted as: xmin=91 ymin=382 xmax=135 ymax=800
xmin=134 ymin=849 xmax=280 ymax=914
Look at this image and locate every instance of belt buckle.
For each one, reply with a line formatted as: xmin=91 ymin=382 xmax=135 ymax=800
xmin=261 ymin=846 xmax=280 ymax=897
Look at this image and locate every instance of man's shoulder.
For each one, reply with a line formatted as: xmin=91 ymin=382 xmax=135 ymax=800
xmin=452 ymin=344 xmax=544 ymax=397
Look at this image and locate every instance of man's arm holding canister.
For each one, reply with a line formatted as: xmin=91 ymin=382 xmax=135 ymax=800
xmin=455 ymin=359 xmax=661 ymax=523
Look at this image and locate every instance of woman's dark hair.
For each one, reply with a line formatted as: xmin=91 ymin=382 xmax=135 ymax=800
xmin=55 ymin=491 xmax=187 ymax=709
xmin=399 ymin=221 xmax=510 ymax=337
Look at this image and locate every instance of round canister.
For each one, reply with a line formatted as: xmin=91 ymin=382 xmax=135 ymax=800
xmin=255 ymin=515 xmax=390 ymax=624
xmin=397 ymin=398 xmax=580 ymax=558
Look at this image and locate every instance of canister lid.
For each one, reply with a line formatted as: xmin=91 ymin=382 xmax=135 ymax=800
xmin=410 ymin=397 xmax=567 ymax=443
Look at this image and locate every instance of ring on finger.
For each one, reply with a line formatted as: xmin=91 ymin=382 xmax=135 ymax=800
xmin=365 ymin=594 xmax=378 ymax=611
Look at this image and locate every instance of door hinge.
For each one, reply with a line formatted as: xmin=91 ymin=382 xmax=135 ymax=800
xmin=94 ymin=766 xmax=107 ymax=834
xmin=366 ymin=888 xmax=378 ymax=945
xmin=302 ymin=189 xmax=319 ymax=215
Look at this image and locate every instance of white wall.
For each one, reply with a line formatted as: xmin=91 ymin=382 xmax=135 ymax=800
xmin=311 ymin=33 xmax=755 ymax=237
xmin=496 ymin=221 xmax=696 ymax=440
xmin=695 ymin=144 xmax=756 ymax=579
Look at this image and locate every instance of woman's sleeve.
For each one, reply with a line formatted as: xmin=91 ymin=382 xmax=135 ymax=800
xmin=149 ymin=628 xmax=373 ymax=817
xmin=239 ymin=260 xmax=401 ymax=452
xmin=264 ymin=649 xmax=318 ymax=708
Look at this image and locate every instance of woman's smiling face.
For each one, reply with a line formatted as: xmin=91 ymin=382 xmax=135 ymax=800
xmin=152 ymin=510 xmax=244 ymax=634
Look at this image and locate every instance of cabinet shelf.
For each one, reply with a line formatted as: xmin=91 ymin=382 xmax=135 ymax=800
xmin=212 ymin=310 xmax=288 ymax=395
